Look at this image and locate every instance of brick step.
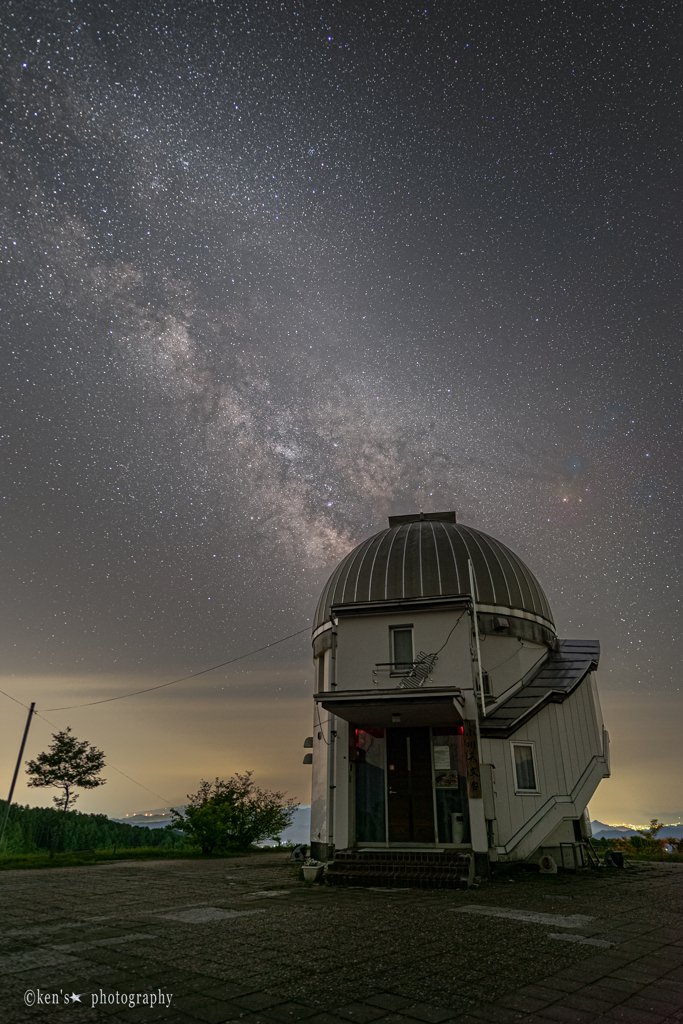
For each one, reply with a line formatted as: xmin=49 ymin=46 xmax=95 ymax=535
xmin=326 ymin=868 xmax=471 ymax=890
xmin=332 ymin=855 xmax=471 ymax=868
xmin=326 ymin=849 xmax=474 ymax=889
xmin=333 ymin=849 xmax=471 ymax=861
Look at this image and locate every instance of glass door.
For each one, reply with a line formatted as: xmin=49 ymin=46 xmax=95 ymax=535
xmin=353 ymin=728 xmax=386 ymax=842
xmin=432 ymin=726 xmax=470 ymax=844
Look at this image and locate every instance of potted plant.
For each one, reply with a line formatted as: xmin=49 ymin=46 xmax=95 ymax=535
xmin=302 ymin=857 xmax=324 ymax=882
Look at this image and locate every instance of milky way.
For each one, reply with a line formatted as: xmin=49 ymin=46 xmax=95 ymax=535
xmin=2 ymin=0 xmax=681 ymax=707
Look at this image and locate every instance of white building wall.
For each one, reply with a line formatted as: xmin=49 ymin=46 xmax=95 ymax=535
xmin=481 ymin=671 xmax=608 ymax=860
xmin=309 ymin=722 xmax=328 ymax=847
xmin=331 ymin=718 xmax=350 ymax=850
xmin=335 ymin=609 xmax=472 ymax=691
xmin=479 ymin=637 xmax=546 ymax=700
xmin=310 ymin=647 xmax=330 ymax=849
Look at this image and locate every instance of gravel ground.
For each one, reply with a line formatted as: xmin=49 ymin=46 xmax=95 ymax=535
xmin=1 ymin=853 xmax=682 ymax=1024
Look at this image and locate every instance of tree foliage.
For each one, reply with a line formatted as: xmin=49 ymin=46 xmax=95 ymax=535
xmin=611 ymin=819 xmax=679 ymax=856
xmin=0 ymin=800 xmax=185 ymax=855
xmin=25 ymin=728 xmax=106 ymax=811
xmin=169 ymin=772 xmax=297 ymax=854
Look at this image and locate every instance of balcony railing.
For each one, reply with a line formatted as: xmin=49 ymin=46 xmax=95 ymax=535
xmin=372 ymin=651 xmax=439 ymax=689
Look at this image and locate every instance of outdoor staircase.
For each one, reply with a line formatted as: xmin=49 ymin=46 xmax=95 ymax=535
xmin=325 ymin=848 xmax=475 ymax=889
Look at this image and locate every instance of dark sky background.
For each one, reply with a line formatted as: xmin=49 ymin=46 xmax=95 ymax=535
xmin=2 ymin=0 xmax=681 ymax=822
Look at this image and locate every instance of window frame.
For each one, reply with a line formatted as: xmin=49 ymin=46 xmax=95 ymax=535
xmin=316 ymin=653 xmax=325 ymax=692
xmin=389 ymin=625 xmax=414 ymax=676
xmin=510 ymin=741 xmax=540 ymax=795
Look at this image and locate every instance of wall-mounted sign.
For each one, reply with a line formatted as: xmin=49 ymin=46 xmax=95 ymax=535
xmin=463 ymin=719 xmax=482 ymax=799
xmin=433 ymin=746 xmax=451 ymax=770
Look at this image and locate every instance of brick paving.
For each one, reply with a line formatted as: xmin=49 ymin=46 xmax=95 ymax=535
xmin=1 ymin=854 xmax=682 ymax=1023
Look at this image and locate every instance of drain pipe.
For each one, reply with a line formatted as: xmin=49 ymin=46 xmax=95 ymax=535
xmin=468 ymin=560 xmax=486 ymax=717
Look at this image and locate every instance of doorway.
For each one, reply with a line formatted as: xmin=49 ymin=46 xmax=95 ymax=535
xmin=386 ymin=727 xmax=435 ymax=843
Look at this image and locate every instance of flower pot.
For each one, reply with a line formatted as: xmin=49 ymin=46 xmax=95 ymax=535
xmin=302 ymin=864 xmax=323 ymax=883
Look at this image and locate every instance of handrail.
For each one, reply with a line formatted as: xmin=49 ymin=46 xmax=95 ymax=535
xmin=372 ymin=652 xmax=439 ymax=689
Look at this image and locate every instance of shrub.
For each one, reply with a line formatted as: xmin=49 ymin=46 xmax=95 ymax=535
xmin=169 ymin=772 xmax=297 ymax=854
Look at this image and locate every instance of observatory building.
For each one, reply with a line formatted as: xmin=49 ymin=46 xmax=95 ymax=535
xmin=306 ymin=512 xmax=609 ymax=883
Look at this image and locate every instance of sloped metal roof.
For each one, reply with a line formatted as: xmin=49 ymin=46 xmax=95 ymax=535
xmin=313 ymin=516 xmax=555 ymax=631
xmin=480 ymin=639 xmax=600 ymax=738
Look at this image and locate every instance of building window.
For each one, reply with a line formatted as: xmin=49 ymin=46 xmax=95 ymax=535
xmin=391 ymin=627 xmax=413 ymax=672
xmin=482 ymin=671 xmax=492 ymax=697
xmin=316 ymin=654 xmax=325 ymax=691
xmin=511 ymin=742 xmax=539 ymax=793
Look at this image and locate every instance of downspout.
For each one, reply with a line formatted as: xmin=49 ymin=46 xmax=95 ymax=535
xmin=466 ymin=560 xmax=489 ymax=866
xmin=468 ymin=559 xmax=486 ymax=716
xmin=328 ymin=614 xmax=338 ymax=855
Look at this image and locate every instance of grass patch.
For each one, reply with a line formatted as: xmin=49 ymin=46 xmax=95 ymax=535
xmin=622 ymin=851 xmax=683 ymax=863
xmin=0 ymin=845 xmax=289 ymax=871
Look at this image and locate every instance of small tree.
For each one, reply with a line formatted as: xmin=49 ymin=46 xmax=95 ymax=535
xmin=169 ymin=772 xmax=297 ymax=854
xmin=638 ymin=818 xmax=664 ymax=839
xmin=25 ymin=728 xmax=106 ymax=812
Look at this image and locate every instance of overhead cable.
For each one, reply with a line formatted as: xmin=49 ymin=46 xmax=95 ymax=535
xmin=41 ymin=626 xmax=310 ymax=711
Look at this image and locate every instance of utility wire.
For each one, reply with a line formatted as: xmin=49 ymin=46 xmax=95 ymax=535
xmin=0 ymin=687 xmax=30 ymax=709
xmin=434 ymin=611 xmax=466 ymax=655
xmin=101 ymin=762 xmax=174 ymax=807
xmin=0 ymin=693 xmax=176 ymax=808
xmin=1 ymin=624 xmax=312 ymax=809
xmin=41 ymin=626 xmax=310 ymax=711
xmin=33 ymin=710 xmax=174 ymax=805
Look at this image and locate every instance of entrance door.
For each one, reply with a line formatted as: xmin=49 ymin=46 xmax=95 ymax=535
xmin=386 ymin=727 xmax=435 ymax=843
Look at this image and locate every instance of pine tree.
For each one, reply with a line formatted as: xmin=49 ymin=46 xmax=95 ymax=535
xmin=26 ymin=728 xmax=106 ymax=811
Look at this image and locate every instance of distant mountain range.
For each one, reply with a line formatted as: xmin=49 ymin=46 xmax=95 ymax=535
xmin=110 ymin=805 xmax=312 ymax=844
xmin=109 ymin=810 xmax=682 ymax=845
xmin=590 ymin=820 xmax=683 ymax=840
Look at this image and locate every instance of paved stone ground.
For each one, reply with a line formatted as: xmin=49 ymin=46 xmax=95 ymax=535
xmin=1 ymin=854 xmax=683 ymax=1024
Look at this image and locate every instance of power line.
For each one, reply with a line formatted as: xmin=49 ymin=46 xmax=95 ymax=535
xmin=0 ymin=624 xmax=312 ymax=811
xmin=31 ymin=710 xmax=174 ymax=805
xmin=0 ymin=687 xmax=30 ymax=709
xmin=103 ymin=763 xmax=174 ymax=807
xmin=0 ymin=695 xmax=175 ymax=807
xmin=41 ymin=625 xmax=310 ymax=711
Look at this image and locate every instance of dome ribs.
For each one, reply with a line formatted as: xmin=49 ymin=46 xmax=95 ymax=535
xmin=504 ymin=540 xmax=547 ymax=618
xmin=426 ymin=521 xmax=443 ymax=596
xmin=314 ymin=518 xmax=555 ymax=632
xmin=495 ymin=541 xmax=527 ymax=611
xmin=353 ymin=531 xmax=384 ymax=604
xmin=402 ymin=523 xmax=421 ymax=598
xmin=366 ymin=529 xmax=393 ymax=603
xmin=383 ymin=524 xmax=404 ymax=601
xmin=499 ymin=539 xmax=537 ymax=614
xmin=472 ymin=529 xmax=514 ymax=608
xmin=317 ymin=550 xmax=352 ymax=623
xmin=340 ymin=535 xmax=375 ymax=606
xmin=435 ymin=519 xmax=463 ymax=595
xmin=456 ymin=526 xmax=496 ymax=605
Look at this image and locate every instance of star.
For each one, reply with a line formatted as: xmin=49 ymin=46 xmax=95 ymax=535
xmin=70 ymin=993 xmax=83 ymax=1004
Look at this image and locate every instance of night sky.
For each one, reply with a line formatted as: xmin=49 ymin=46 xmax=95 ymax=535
xmin=2 ymin=0 xmax=681 ymax=823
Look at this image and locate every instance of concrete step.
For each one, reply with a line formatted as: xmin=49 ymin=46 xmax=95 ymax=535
xmin=326 ymin=849 xmax=474 ymax=889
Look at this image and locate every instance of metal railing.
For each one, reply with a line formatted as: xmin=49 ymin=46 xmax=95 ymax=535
xmin=372 ymin=651 xmax=439 ymax=689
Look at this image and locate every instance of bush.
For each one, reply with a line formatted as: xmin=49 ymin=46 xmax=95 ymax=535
xmin=169 ymin=772 xmax=297 ymax=854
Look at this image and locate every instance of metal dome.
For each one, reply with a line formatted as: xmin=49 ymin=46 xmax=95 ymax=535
xmin=313 ymin=512 xmax=554 ymax=633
